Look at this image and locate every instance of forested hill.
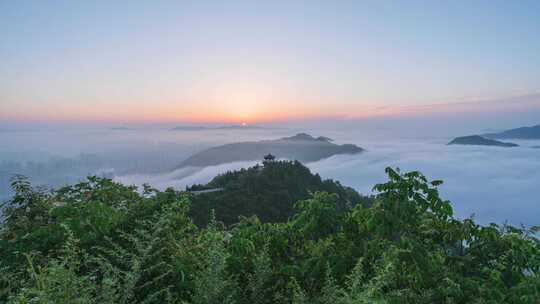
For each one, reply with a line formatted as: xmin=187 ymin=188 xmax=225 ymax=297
xmin=1 ymin=162 xmax=540 ymax=303
xmin=188 ymin=159 xmax=370 ymax=226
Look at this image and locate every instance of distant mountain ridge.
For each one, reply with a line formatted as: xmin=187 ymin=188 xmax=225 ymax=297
xmin=171 ymin=124 xmax=265 ymax=131
xmin=175 ymin=133 xmax=363 ymax=169
xmin=483 ymin=124 xmax=540 ymax=139
xmin=448 ymin=135 xmax=518 ymax=147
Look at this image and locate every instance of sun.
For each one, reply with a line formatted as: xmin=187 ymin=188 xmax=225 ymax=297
xmin=241 ymin=122 xmax=247 ymax=126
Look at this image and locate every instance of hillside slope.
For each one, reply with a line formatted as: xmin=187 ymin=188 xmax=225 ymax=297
xmin=188 ymin=159 xmax=370 ymax=226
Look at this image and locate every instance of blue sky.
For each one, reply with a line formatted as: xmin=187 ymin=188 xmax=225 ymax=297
xmin=1 ymin=0 xmax=539 ymax=123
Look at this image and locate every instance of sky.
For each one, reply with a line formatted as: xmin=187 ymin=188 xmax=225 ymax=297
xmin=1 ymin=0 xmax=540 ymax=124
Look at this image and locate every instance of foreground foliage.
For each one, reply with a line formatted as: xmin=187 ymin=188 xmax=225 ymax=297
xmin=1 ymin=161 xmax=539 ymax=303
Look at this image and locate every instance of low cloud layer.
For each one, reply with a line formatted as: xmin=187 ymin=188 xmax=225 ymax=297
xmin=116 ymin=160 xmax=260 ymax=191
xmin=2 ymin=125 xmax=538 ymax=228
xmin=117 ymin=138 xmax=540 ymax=227
xmin=307 ymin=139 xmax=540 ymax=226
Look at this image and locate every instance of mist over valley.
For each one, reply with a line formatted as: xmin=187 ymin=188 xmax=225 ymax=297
xmin=2 ymin=117 xmax=539 ymax=227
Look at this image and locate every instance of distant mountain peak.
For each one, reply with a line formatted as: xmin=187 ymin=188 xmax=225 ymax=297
xmin=281 ymin=133 xmax=334 ymax=142
xmin=282 ymin=133 xmax=316 ymax=141
xmin=316 ymin=136 xmax=333 ymax=142
xmin=175 ymin=134 xmax=363 ymax=169
xmin=483 ymin=124 xmax=540 ymax=139
xmin=448 ymin=135 xmax=518 ymax=147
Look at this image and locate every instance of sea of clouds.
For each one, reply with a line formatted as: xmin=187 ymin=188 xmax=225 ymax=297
xmin=2 ymin=122 xmax=539 ymax=228
xmin=116 ymin=137 xmax=540 ymax=227
xmin=307 ymin=138 xmax=540 ymax=227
